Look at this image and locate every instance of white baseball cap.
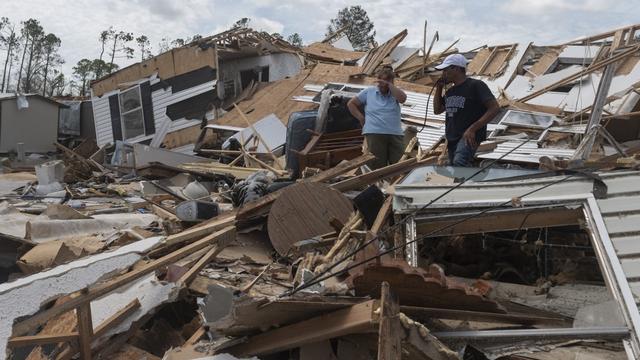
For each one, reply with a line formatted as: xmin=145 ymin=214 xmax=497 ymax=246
xmin=434 ymin=54 xmax=468 ymax=70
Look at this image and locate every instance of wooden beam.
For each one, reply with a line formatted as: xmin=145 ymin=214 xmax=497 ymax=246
xmin=76 ymin=302 xmax=93 ymax=360
xmin=94 ymin=299 xmax=141 ymax=338
xmin=177 ymin=231 xmax=234 ymax=286
xmin=331 ymin=156 xmax=436 ymax=192
xmin=415 ymin=206 xmax=582 ymax=237
xmin=161 ymin=213 xmax=235 ymax=248
xmin=55 ymin=299 xmax=142 ymax=360
xmin=7 ymin=333 xmax=78 ymax=348
xmin=377 ymin=282 xmax=401 ymax=360
xmin=227 ymin=300 xmax=379 ymax=356
xmin=13 ymin=226 xmax=236 ymax=337
xmin=233 ymin=103 xmax=281 ymax=169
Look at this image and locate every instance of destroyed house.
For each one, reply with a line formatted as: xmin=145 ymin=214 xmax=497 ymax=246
xmin=89 ymin=28 xmax=302 ymax=150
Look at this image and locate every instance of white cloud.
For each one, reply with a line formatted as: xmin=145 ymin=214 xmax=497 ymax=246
xmin=0 ymin=0 xmax=637 ymax=93
xmin=501 ymin=0 xmax=608 ymax=14
xmin=250 ymin=17 xmax=285 ymax=34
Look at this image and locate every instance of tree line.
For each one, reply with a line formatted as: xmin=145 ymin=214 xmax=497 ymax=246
xmin=0 ymin=5 xmax=376 ymax=97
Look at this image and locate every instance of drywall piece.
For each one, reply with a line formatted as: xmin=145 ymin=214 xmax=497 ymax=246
xmin=17 ymin=241 xmax=79 ymax=274
xmin=91 ymin=273 xmax=180 ymax=342
xmin=0 ymin=236 xmax=163 ymax=359
xmin=26 ymin=213 xmax=159 ymax=243
xmin=225 ymin=114 xmax=286 ymax=153
xmin=133 ymin=144 xmax=209 ymax=169
xmin=200 ymin=284 xmax=235 ymax=325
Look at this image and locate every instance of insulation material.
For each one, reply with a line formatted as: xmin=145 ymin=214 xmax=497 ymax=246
xmin=0 ymin=236 xmax=163 ymax=359
xmin=25 ymin=213 xmax=160 ymax=243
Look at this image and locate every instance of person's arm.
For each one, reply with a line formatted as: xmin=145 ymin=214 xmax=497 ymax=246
xmin=462 ymin=81 xmax=499 ymax=147
xmin=433 ymin=80 xmax=445 ymax=114
xmin=389 ymin=82 xmax=407 ymax=103
xmin=347 ymin=96 xmax=366 ymax=127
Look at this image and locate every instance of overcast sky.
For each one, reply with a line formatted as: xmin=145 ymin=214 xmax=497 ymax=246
xmin=2 ymin=0 xmax=638 ymax=82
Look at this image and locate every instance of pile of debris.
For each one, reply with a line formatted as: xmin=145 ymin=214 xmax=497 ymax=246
xmin=1 ymin=22 xmax=640 ymax=360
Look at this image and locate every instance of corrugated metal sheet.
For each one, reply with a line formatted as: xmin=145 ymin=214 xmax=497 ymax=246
xmin=476 ymin=140 xmax=576 ymax=164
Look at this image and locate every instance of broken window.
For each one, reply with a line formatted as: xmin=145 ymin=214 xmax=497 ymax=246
xmin=119 ymin=86 xmax=145 ymax=140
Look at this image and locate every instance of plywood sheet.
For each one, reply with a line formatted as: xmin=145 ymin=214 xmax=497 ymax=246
xmin=267 ymin=182 xmax=354 ymax=256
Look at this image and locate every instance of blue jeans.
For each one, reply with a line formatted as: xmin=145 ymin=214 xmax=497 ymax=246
xmin=447 ymin=139 xmax=477 ymax=167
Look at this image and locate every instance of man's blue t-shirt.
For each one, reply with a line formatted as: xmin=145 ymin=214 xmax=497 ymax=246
xmin=356 ymin=87 xmax=403 ymax=136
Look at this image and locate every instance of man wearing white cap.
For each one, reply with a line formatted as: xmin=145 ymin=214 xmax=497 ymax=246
xmin=433 ymin=53 xmax=499 ymax=166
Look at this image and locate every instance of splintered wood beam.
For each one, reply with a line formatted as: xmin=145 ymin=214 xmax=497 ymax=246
xmin=227 ymin=300 xmax=379 ymax=356
xmin=377 ymin=282 xmax=401 ymax=360
xmin=76 ymin=302 xmax=93 ymax=360
xmin=177 ymin=228 xmax=235 ymax=286
xmin=233 ymin=103 xmax=282 ymax=169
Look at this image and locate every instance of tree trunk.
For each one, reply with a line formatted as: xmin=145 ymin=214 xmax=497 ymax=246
xmin=24 ymin=35 xmax=38 ymax=93
xmin=1 ymin=41 xmax=13 ymax=92
xmin=109 ymin=37 xmax=117 ymax=72
xmin=17 ymin=36 xmax=29 ymax=92
xmin=42 ymin=53 xmax=50 ymax=96
xmin=99 ymin=40 xmax=105 ymax=61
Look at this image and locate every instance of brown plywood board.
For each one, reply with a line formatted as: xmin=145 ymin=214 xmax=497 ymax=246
xmin=268 ymin=182 xmax=354 ymax=256
xmin=467 ymin=48 xmax=492 ymax=75
xmin=303 ymin=42 xmax=365 ymax=63
xmin=173 ymin=46 xmax=217 ymax=75
xmin=528 ymin=46 xmax=562 ymax=77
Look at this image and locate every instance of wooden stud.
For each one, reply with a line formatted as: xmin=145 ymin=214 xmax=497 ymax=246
xmin=7 ymin=333 xmax=78 ymax=348
xmin=377 ymin=282 xmax=401 ymax=360
xmin=76 ymin=301 xmax=93 ymax=360
xmin=233 ymin=103 xmax=282 ymax=169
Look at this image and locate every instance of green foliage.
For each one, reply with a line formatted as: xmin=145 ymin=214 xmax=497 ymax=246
xmin=326 ymin=6 xmax=376 ymax=50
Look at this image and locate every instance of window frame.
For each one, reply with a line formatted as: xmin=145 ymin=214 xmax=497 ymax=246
xmin=118 ymin=85 xmax=146 ymax=140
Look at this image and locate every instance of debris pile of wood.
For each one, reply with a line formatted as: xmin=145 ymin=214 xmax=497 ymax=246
xmin=2 ymin=22 xmax=640 ymax=360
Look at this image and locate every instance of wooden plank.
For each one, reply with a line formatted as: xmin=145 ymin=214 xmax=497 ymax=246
xmin=415 ymin=206 xmax=582 ymax=237
xmin=331 ymin=156 xmax=437 ymax=192
xmin=7 ymin=333 xmax=78 ymax=348
xmin=377 ymin=282 xmax=401 ymax=360
xmin=77 ymin=302 xmax=93 ymax=360
xmin=93 ymin=299 xmax=141 ymax=338
xmin=227 ymin=300 xmax=379 ymax=356
xmin=268 ymin=182 xmax=353 ymax=256
xmin=177 ymin=232 xmax=234 ymax=285
xmin=233 ymin=103 xmax=281 ymax=168
xmin=56 ymin=299 xmax=143 ymax=360
xmin=162 ymin=213 xmax=235 ymax=247
xmin=13 ymin=226 xmax=236 ymax=337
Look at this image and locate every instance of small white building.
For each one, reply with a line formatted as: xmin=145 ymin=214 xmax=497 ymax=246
xmin=0 ymin=94 xmax=66 ymax=153
xmin=89 ymin=28 xmax=303 ymax=150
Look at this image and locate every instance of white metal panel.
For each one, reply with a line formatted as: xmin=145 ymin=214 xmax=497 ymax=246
xmin=91 ymin=95 xmax=113 ymax=147
xmin=611 ymin=235 xmax=640 ymax=258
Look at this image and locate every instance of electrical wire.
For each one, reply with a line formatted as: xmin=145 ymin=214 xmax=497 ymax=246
xmin=283 ymin=172 xmax=578 ymax=296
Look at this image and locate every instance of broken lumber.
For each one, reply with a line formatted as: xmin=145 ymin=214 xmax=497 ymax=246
xmin=12 ymin=227 xmax=235 ymax=338
xmin=226 ymin=300 xmax=378 ymax=356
